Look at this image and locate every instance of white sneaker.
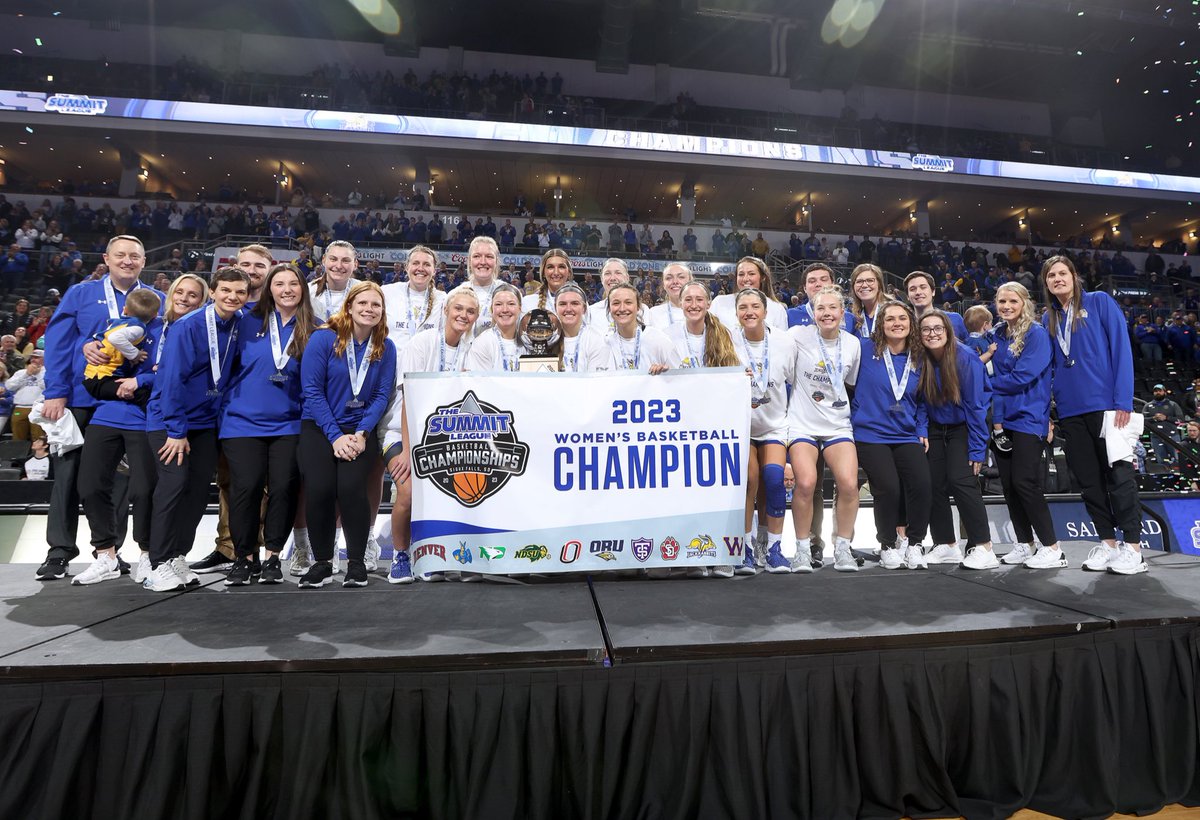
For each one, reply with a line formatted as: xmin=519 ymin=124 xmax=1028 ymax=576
xmin=754 ymin=529 xmax=768 ymax=568
xmin=791 ymin=543 xmax=814 ymax=574
xmin=879 ymin=547 xmax=904 ymax=570
xmin=685 ymin=566 xmax=710 ymax=579
xmin=1023 ymin=546 xmax=1067 ymax=569
xmin=143 ymin=563 xmax=184 ymax=592
xmin=364 ymin=536 xmax=381 ymax=572
xmin=833 ymin=539 xmax=858 ymax=572
xmin=1082 ymin=543 xmax=1121 ymax=572
xmin=961 ymin=546 xmax=1000 ymax=570
xmin=132 ymin=553 xmax=152 ymax=585
xmin=71 ymin=552 xmax=121 ymax=586
xmin=289 ymin=534 xmax=313 ymax=577
xmin=710 ymin=564 xmax=734 ymax=578
xmin=904 ymin=542 xmax=928 ymax=570
xmin=1106 ymin=544 xmax=1148 ymax=575
xmin=925 ymin=544 xmax=964 ymax=564
xmin=1001 ymin=543 xmax=1035 ymax=565
xmin=169 ymin=555 xmax=201 ymax=586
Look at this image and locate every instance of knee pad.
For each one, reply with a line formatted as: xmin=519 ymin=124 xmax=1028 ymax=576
xmin=762 ymin=463 xmax=787 ymax=518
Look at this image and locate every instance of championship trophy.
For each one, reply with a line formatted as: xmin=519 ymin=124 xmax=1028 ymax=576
xmin=518 ymin=309 xmax=563 ymax=372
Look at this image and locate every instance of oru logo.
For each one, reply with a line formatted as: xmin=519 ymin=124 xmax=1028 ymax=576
xmin=44 ymin=94 xmax=108 ymax=115
xmin=911 ymin=154 xmax=954 ymax=173
xmin=412 ymin=390 xmax=530 ymax=507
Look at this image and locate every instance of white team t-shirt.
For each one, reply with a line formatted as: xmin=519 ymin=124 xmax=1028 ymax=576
xmin=711 ymin=294 xmax=788 ymax=333
xmin=733 ymin=327 xmax=796 ymax=441
xmin=464 ymin=328 xmax=526 ymax=372
xmin=382 ymin=282 xmax=446 ymax=353
xmin=561 ymin=328 xmax=611 ymax=373
xmin=309 ymin=281 xmax=352 ymax=322
xmin=605 ymin=326 xmax=683 ymax=372
xmin=786 ymin=325 xmax=861 ymax=442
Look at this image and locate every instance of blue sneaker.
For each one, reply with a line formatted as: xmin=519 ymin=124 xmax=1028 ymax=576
xmin=387 ymin=551 xmax=414 ymax=585
xmin=766 ymin=541 xmax=792 ymax=574
xmin=735 ymin=541 xmax=757 ymax=576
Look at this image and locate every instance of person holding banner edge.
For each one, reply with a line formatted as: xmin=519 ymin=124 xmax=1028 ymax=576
xmin=383 ymin=285 xmax=481 ymax=584
xmin=734 ymin=287 xmax=796 ymax=574
xmin=1041 ymin=256 xmax=1147 ymax=575
xmin=297 ymin=281 xmax=396 ymax=589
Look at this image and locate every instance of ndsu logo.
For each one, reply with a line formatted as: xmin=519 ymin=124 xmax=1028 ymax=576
xmin=723 ymin=536 xmax=744 ymax=557
xmin=412 ymin=390 xmax=529 ymax=508
xmin=590 ymin=539 xmax=624 ymax=553
xmin=631 ymin=537 xmax=654 ymax=563
xmin=660 ymin=537 xmax=680 ymax=561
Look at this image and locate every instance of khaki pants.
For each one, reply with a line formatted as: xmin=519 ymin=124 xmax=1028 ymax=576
xmin=10 ymin=406 xmax=44 ymax=441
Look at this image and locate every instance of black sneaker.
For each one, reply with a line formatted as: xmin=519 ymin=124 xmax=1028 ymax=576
xmin=190 ymin=550 xmax=234 ymax=574
xmin=117 ymin=557 xmax=132 ymax=575
xmin=992 ymin=430 xmax=1013 ymax=453
xmin=258 ymin=555 xmax=283 ymax=585
xmin=224 ymin=557 xmax=259 ymax=587
xmin=36 ymin=557 xmax=69 ymax=580
xmin=298 ymin=561 xmax=334 ymax=588
xmin=342 ymin=559 xmax=369 ymax=588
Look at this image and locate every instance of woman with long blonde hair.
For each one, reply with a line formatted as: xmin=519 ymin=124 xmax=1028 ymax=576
xmin=990 ymin=281 xmax=1061 ymax=569
xmin=522 ymin=248 xmax=575 ymax=315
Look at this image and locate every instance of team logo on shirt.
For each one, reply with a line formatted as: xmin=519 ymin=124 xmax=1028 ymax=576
xmin=631 ymin=537 xmax=654 ymax=562
xmin=412 ymin=390 xmax=530 ymax=507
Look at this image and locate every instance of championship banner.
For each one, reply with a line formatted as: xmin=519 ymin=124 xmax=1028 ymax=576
xmin=403 ymin=369 xmax=750 ymax=575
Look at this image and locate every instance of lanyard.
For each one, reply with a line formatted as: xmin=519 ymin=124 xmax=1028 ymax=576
xmin=1055 ymin=304 xmax=1074 ymax=359
xmin=438 ymin=335 xmax=462 ymax=372
xmin=666 ymin=303 xmax=679 ymax=326
xmin=155 ymin=322 xmax=168 ymax=366
xmin=269 ymin=311 xmax=292 ymax=371
xmin=617 ymin=329 xmax=641 ymax=370
xmin=816 ymin=331 xmax=845 ymax=402
xmin=883 ymin=349 xmax=913 ymax=404
xmin=859 ymin=304 xmax=877 ymax=338
xmin=741 ymin=330 xmax=769 ymax=395
xmin=407 ymin=284 xmax=429 ymax=339
xmin=564 ymin=334 xmax=582 ymax=372
xmin=494 ymin=327 xmax=519 ymax=371
xmin=103 ymin=277 xmax=137 ymax=321
xmin=346 ymin=336 xmax=373 ymax=400
xmin=684 ymin=330 xmax=705 ymax=368
xmin=204 ymin=305 xmax=237 ymax=392
xmin=322 ymin=284 xmax=347 ymax=319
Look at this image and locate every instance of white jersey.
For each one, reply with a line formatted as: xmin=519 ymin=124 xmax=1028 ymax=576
xmin=521 ymin=290 xmax=560 ymax=318
xmin=605 ymin=326 xmax=682 ymax=372
xmin=664 ymin=323 xmax=711 ymax=370
xmin=711 ymin=294 xmax=788 ymax=333
xmin=648 ymin=301 xmax=684 ymax=330
xmin=786 ymin=325 xmax=861 ymax=441
xmin=470 ymin=281 xmax=502 ymax=334
xmin=561 ymin=328 xmax=611 ymax=373
xmin=586 ymin=300 xmax=647 ymax=333
xmin=379 ymin=327 xmax=471 ymax=454
xmin=309 ymin=281 xmax=352 ymax=322
xmin=382 ymin=282 xmax=446 ymax=353
xmin=734 ymin=327 xmax=795 ymax=441
xmin=464 ymin=328 xmax=526 ymax=372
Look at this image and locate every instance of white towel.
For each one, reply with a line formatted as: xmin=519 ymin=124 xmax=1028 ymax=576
xmin=1100 ymin=410 xmax=1144 ymax=467
xmin=28 ymin=401 xmax=86 ymax=456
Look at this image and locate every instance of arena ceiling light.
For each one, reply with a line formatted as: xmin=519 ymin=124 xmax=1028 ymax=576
xmin=821 ymin=0 xmax=884 ymax=48
xmin=346 ymin=0 xmax=401 ymax=35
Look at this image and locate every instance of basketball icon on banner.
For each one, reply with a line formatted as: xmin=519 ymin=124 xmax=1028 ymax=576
xmin=412 ymin=391 xmax=531 ymax=507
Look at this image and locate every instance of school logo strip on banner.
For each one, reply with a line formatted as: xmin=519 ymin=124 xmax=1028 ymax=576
xmin=404 ymin=369 xmax=751 ymax=575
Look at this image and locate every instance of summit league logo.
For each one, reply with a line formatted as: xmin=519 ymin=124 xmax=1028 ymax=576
xmin=412 ymin=390 xmax=530 ymax=507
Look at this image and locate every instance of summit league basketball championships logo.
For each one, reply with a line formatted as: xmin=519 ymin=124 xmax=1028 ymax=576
xmin=412 ymin=391 xmax=530 ymax=507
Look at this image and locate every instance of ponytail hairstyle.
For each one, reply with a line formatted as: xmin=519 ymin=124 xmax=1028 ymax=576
xmin=735 ymin=256 xmax=781 ymax=303
xmin=326 ymin=280 xmax=388 ymax=362
xmin=606 ymin=282 xmax=645 ymax=330
xmin=870 ymin=300 xmax=921 ymax=366
xmin=680 ymin=281 xmax=739 ymax=367
xmin=315 ymin=239 xmax=357 ymax=295
xmin=406 ymin=244 xmax=440 ymax=324
xmin=537 ymin=248 xmax=573 ymax=310
xmin=734 ymin=286 xmax=769 ymax=332
xmin=254 ymin=263 xmax=316 ymax=358
xmin=1040 ymin=254 xmax=1085 ymax=335
xmin=996 ymin=281 xmax=1038 ymax=358
xmin=916 ymin=309 xmax=960 ymax=406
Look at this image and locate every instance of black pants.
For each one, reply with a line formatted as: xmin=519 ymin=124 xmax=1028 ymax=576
xmin=1059 ymin=411 xmax=1143 ymax=542
xmin=221 ymin=435 xmax=300 ymax=559
xmin=994 ymin=429 xmax=1057 ymax=546
xmin=84 ymin=375 xmax=151 ymax=408
xmin=147 ymin=428 xmax=219 ymax=568
xmin=298 ymin=420 xmax=379 ymax=563
xmin=927 ymin=421 xmax=990 ymax=547
xmin=856 ymin=441 xmax=931 ymax=548
xmin=46 ymin=407 xmax=129 ymax=561
xmin=78 ymin=424 xmax=156 ymax=551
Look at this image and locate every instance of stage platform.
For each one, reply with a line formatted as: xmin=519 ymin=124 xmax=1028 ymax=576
xmin=3 ymin=542 xmax=1200 ymax=819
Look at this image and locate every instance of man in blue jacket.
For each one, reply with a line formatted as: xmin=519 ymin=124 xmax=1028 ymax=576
xmin=35 ymin=235 xmax=165 ymax=580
